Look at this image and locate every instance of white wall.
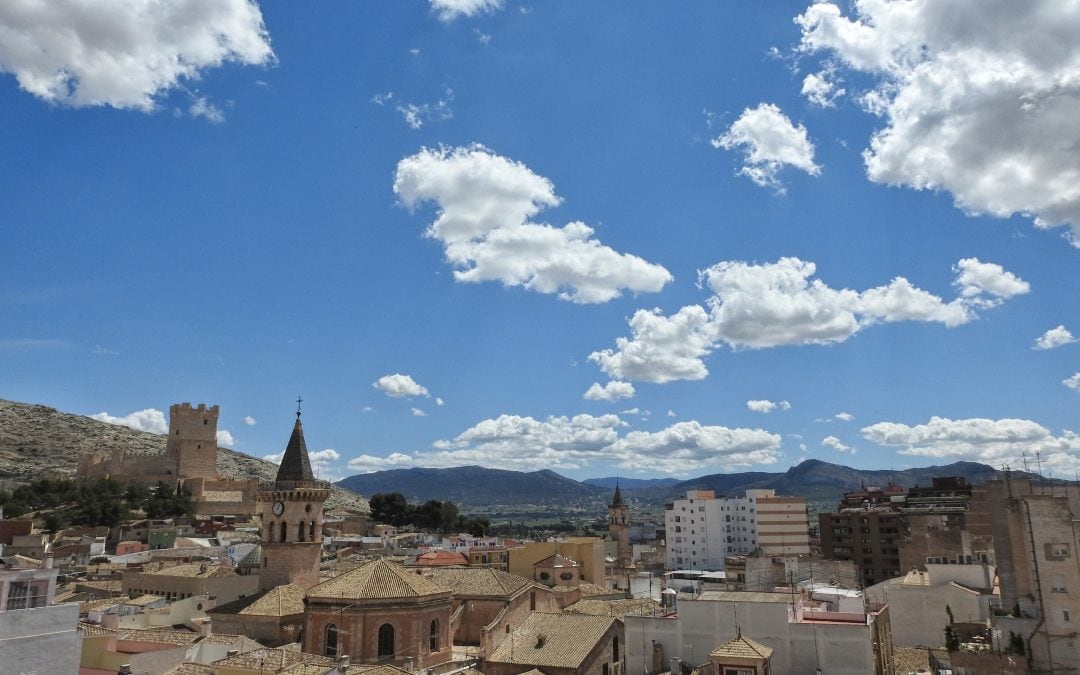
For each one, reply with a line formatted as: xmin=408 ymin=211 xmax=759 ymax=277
xmin=0 ymin=603 xmax=80 ymax=674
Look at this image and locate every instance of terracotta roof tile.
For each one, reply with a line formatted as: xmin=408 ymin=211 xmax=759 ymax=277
xmin=211 ymin=584 xmax=306 ymax=617
xmin=213 ymin=647 xmax=334 ymax=671
xmin=709 ymin=632 xmax=774 ymax=660
xmin=308 ymin=559 xmax=449 ymax=601
xmin=487 ymin=612 xmax=617 ymax=669
xmin=422 ymin=567 xmax=536 ymax=598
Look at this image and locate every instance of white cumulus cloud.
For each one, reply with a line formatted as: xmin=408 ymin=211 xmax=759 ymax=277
xmin=0 ymin=0 xmax=274 ymax=111
xmin=263 ymin=448 xmax=341 ymax=479
xmin=1064 ymin=373 xmax=1080 ymax=392
xmin=373 ymin=373 xmax=430 ymax=398
xmin=590 ymin=257 xmax=1025 ymax=383
xmin=394 ymin=145 xmax=672 ymax=304
xmin=1034 ymin=326 xmax=1077 ymax=351
xmin=91 ymin=408 xmax=168 ymax=435
xmin=747 ymin=400 xmax=791 ymax=413
xmin=216 ymin=429 xmax=235 ymax=447
xmin=835 ymin=412 xmax=855 ymax=422
xmin=712 ymin=103 xmax=821 ymax=192
xmin=822 ymin=435 xmax=854 ymax=453
xmin=583 ymin=381 xmax=636 ymax=402
xmin=430 ymin=0 xmax=503 ymax=22
xmin=347 ymin=452 xmax=415 ymax=473
xmin=365 ymin=413 xmax=782 ymax=475
xmin=243 ymin=416 xmax=257 ymax=426
xmin=411 ymin=408 xmax=427 ymax=417
xmin=862 ymin=416 xmax=1080 ymax=471
xmin=795 ymin=0 xmax=1080 ymax=244
xmin=801 ymin=70 xmax=845 ymax=108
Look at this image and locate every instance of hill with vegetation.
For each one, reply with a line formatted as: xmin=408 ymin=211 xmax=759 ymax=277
xmin=0 ymin=398 xmax=366 ymax=512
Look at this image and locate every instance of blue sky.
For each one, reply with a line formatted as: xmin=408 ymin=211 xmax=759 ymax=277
xmin=3 ymin=1 xmax=1080 ymax=481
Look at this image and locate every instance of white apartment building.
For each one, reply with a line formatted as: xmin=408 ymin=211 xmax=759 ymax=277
xmin=0 ymin=558 xmax=80 ymax=674
xmin=665 ymin=489 xmax=809 ymax=570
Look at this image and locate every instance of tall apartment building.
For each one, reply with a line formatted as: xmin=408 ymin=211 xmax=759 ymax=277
xmin=664 ymin=489 xmax=809 ymax=570
xmin=819 ymin=485 xmax=906 ymax=588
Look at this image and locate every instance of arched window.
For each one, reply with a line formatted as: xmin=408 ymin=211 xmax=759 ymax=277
xmin=310 ymin=520 xmax=316 ymax=540
xmin=613 ymin=636 xmax=619 ymax=662
xmin=429 ymin=618 xmax=440 ymax=652
xmin=378 ymin=623 xmax=395 ymax=658
xmin=297 ymin=522 xmax=305 ymax=542
xmin=325 ymin=623 xmax=338 ymax=657
xmin=279 ymin=521 xmax=287 ymax=543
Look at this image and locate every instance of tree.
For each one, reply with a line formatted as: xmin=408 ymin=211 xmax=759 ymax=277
xmin=369 ymin=492 xmax=410 ymax=526
xmin=944 ymin=625 xmax=960 ymax=652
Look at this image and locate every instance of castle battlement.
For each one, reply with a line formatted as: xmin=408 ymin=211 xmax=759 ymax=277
xmin=170 ymin=402 xmax=220 ymax=415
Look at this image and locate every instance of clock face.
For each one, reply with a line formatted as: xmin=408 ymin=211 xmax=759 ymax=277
xmin=272 ymin=501 xmax=285 ymax=516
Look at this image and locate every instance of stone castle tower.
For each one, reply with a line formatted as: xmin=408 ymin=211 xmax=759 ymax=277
xmin=257 ymin=405 xmax=330 ymax=591
xmin=168 ymin=402 xmax=219 ymax=480
xmin=608 ymin=483 xmax=631 ymax=570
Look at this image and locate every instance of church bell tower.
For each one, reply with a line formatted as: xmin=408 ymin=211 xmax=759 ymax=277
xmin=608 ymin=483 xmax=631 ymax=571
xmin=258 ymin=399 xmax=330 ymax=591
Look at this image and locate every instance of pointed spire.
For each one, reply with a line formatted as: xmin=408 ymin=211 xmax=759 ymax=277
xmin=611 ymin=481 xmax=625 ymax=508
xmin=276 ymin=415 xmax=315 ymax=484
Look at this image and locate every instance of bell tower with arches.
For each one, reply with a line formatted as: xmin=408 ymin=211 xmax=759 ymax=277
xmin=258 ymin=399 xmax=330 ymax=591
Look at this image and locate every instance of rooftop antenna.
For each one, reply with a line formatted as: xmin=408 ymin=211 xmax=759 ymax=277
xmin=296 ymin=395 xmax=303 ymax=419
xmin=1036 ymin=452 xmax=1044 ymax=494
xmin=733 ymin=602 xmax=740 ymax=638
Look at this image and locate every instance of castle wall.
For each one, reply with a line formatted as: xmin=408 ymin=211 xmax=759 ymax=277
xmin=169 ymin=403 xmax=219 ymax=481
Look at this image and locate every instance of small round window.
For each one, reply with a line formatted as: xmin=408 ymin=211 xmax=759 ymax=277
xmin=539 ymin=572 xmax=550 ymax=580
xmin=560 ymin=572 xmax=574 ymax=581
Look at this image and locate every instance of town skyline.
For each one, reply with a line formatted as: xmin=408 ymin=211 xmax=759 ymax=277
xmin=3 ymin=1 xmax=1080 ymax=481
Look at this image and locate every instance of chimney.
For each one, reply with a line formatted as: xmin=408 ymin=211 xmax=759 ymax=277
xmin=118 ymin=666 xmax=133 ymax=675
xmin=337 ymin=654 xmax=350 ymax=673
xmin=535 ymin=635 xmax=547 ymax=648
xmin=45 ymin=554 xmax=54 ymax=569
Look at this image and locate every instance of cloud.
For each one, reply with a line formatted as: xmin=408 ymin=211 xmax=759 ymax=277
xmin=0 ymin=0 xmax=273 ymax=111
xmin=263 ymin=448 xmax=341 ymax=478
xmin=430 ymin=0 xmax=503 ymax=22
xmin=352 ymin=413 xmax=781 ymax=475
xmin=373 ymin=373 xmax=430 ymax=398
xmin=588 ymin=305 xmax=713 ymax=383
xmin=394 ymin=145 xmax=672 ymax=303
xmin=1034 ymin=326 xmax=1077 ymax=351
xmin=953 ymin=258 xmax=1030 ymax=306
xmin=393 ymin=87 xmax=454 ymax=130
xmin=1064 ymin=373 xmax=1080 ymax=392
xmin=243 ymin=416 xmax=257 ymax=426
xmin=795 ymin=0 xmax=1080 ymax=244
xmin=835 ymin=412 xmax=855 ymax=422
xmin=712 ymin=103 xmax=821 ymax=192
xmin=620 ymin=408 xmax=650 ymax=417
xmin=216 ymin=429 xmax=235 ymax=447
xmin=411 ymin=408 xmax=427 ymax=417
xmin=92 ymin=344 xmax=119 ymax=356
xmin=347 ymin=452 xmax=415 ymax=473
xmin=861 ymin=416 xmax=1080 ymax=470
xmin=91 ymin=408 xmax=168 ymax=435
xmin=747 ymin=399 xmax=791 ymax=413
xmin=583 ymin=381 xmax=636 ymax=402
xmin=666 ymin=410 xmax=677 ymax=418
xmin=435 ymin=397 xmax=445 ymax=406
xmin=822 ymin=435 xmax=854 ymax=453
xmin=801 ymin=70 xmax=845 ymax=108
xmin=590 ymin=257 xmax=1024 ymax=383
xmin=189 ymin=96 xmax=225 ymax=124
xmin=361 ymin=406 xmax=375 ymax=413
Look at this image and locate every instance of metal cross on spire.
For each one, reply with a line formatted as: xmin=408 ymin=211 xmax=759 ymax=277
xmin=296 ymin=395 xmax=303 ymax=419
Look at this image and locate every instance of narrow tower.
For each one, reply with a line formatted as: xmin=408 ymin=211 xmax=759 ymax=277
xmin=257 ymin=399 xmax=330 ymax=591
xmin=168 ymin=402 xmax=220 ymax=480
xmin=608 ymin=483 xmax=631 ymax=570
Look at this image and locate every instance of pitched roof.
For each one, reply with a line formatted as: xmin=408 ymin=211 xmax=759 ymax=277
xmin=307 ymin=558 xmax=450 ymax=601
xmin=565 ymin=597 xmax=662 ymax=618
xmin=145 ymin=562 xmax=234 ymax=578
xmin=212 ymin=647 xmax=334 ymax=671
xmin=422 ymin=567 xmax=536 ymax=598
xmin=611 ymin=483 xmax=625 ymax=508
xmin=487 ymin=612 xmax=617 ymax=669
xmin=416 ymin=550 xmax=469 ymax=566
xmin=534 ymin=553 xmax=579 ymax=568
xmin=276 ymin=417 xmax=315 ymax=483
xmin=709 ymin=632 xmax=774 ymax=660
xmin=210 ymin=584 xmax=306 ymax=617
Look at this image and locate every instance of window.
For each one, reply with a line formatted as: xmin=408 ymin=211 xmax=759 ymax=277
xmin=613 ymin=636 xmax=619 ymax=662
xmin=429 ymin=619 xmax=440 ymax=651
xmin=1046 ymin=543 xmax=1071 ymax=561
xmin=1065 ymin=610 xmax=1072 ymax=623
xmin=298 ymin=522 xmax=305 ymax=542
xmin=378 ymin=623 xmax=395 ymax=658
xmin=280 ymin=521 xmax=287 ymax=543
xmin=325 ymin=624 xmax=339 ymax=657
xmin=530 ymin=591 xmax=536 ymax=611
xmin=310 ymin=521 xmax=316 ymax=540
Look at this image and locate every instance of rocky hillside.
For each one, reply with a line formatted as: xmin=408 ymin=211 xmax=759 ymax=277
xmin=0 ymin=398 xmax=367 ymax=512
